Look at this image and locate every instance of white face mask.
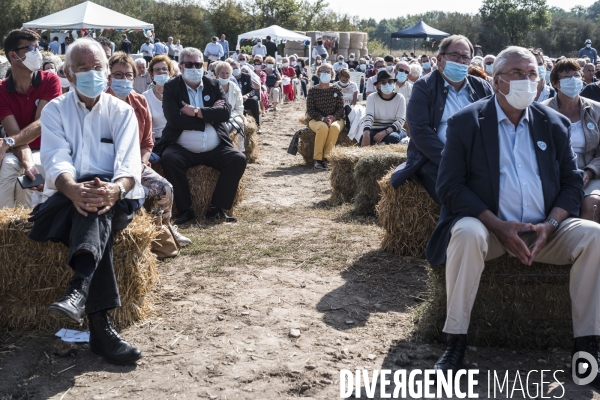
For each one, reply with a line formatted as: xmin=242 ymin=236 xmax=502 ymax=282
xmin=499 ymin=77 xmax=537 ymax=110
xmin=282 ymin=62 xmax=289 ymax=67
xmin=349 ymin=57 xmax=354 ymax=61
xmin=60 ymin=77 xmax=70 ymax=88
xmin=16 ymin=49 xmax=43 ymax=72
xmin=485 ymin=64 xmax=493 ymax=75
xmin=46 ymin=68 xmax=56 ymax=74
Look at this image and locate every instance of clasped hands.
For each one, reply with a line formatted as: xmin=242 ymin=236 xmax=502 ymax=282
xmin=322 ymin=115 xmax=336 ymax=127
xmin=67 ymin=177 xmax=120 ymax=217
xmin=491 ymin=220 xmax=555 ymax=266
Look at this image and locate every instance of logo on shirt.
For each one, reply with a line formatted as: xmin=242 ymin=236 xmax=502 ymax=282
xmin=537 ymin=141 xmax=547 ymax=151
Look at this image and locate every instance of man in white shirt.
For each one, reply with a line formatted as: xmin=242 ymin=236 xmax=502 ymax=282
xmin=333 ymin=56 xmax=348 ymax=73
xmin=204 ymin=36 xmax=224 ymax=62
xmin=30 ymin=38 xmax=145 ymax=366
xmin=154 ymin=47 xmax=246 ymax=224
xmin=173 ymin=39 xmax=183 ymax=62
xmin=393 ymin=60 xmax=413 ymax=102
xmin=166 ymin=37 xmax=175 ymax=60
xmin=140 ymin=37 xmax=154 ymax=64
xmin=252 ymin=40 xmax=267 ymax=57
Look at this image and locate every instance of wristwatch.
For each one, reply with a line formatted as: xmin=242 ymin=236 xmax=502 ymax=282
xmin=116 ymin=182 xmax=127 ymax=200
xmin=194 ymin=107 xmax=199 ymax=117
xmin=4 ymin=137 xmax=15 ymax=150
xmin=546 ymin=218 xmax=559 ymax=230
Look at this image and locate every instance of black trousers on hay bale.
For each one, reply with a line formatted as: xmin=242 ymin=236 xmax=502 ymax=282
xmin=377 ymin=173 xmax=440 ymax=258
xmin=414 ymin=258 xmax=573 ymax=349
xmin=0 ymin=208 xmax=158 ymax=331
xmin=297 ymin=127 xmax=356 ymax=166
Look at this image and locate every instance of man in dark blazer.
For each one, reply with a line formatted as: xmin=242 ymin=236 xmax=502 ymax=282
xmin=155 ymin=47 xmax=247 ymax=225
xmin=265 ymin=36 xmax=277 ymax=58
xmin=390 ymin=35 xmax=493 ymax=204
xmin=429 ymin=47 xmax=600 ymax=388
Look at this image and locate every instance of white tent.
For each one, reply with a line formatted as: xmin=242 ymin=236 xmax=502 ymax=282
xmin=23 ymin=1 xmax=154 ymax=30
xmin=237 ymin=25 xmax=310 ymax=61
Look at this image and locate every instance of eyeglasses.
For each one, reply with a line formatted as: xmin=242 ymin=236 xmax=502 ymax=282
xmin=441 ymin=52 xmax=472 ymax=63
xmin=396 ymin=69 xmax=410 ymax=74
xmin=153 ymin=67 xmax=169 ymax=73
xmin=497 ymin=71 xmax=539 ymax=81
xmin=182 ymin=62 xmax=203 ymax=69
xmin=485 ymin=61 xmax=494 ymax=65
xmin=112 ymin=72 xmax=135 ymax=80
xmin=14 ymin=45 xmax=39 ymax=53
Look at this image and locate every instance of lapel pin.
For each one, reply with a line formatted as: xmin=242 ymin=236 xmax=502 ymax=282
xmin=537 ymin=141 xmax=547 ymax=151
xmin=588 ymin=122 xmax=595 ymax=130
xmin=204 ymin=95 xmax=210 ymax=101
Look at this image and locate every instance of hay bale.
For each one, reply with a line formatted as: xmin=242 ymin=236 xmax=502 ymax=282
xmin=336 ymin=49 xmax=349 ymax=60
xmin=377 ymin=174 xmax=440 ymax=258
xmin=348 ymin=48 xmax=362 ymax=59
xmin=328 ymin=147 xmax=363 ymax=205
xmin=414 ymin=258 xmax=573 ymax=349
xmin=352 ymin=145 xmax=407 ymax=215
xmin=152 ymin=164 xmax=245 ymax=217
xmin=339 ymin=32 xmax=350 ymax=49
xmin=361 ymin=48 xmax=369 ymax=58
xmin=297 ymin=126 xmax=356 ymax=166
xmin=0 ymin=208 xmax=159 ymax=332
xmin=349 ymin=32 xmax=364 ymax=49
xmin=229 ymin=116 xmax=259 ymax=163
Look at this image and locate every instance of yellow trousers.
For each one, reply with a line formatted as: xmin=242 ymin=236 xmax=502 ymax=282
xmin=309 ymin=119 xmax=345 ymax=161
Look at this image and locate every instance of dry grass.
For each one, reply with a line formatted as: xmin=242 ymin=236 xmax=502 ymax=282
xmin=377 ymin=174 xmax=440 ymax=258
xmin=0 ymin=207 xmax=159 ymax=331
xmin=297 ymin=127 xmax=356 ymax=166
xmin=413 ymin=257 xmax=573 ymax=349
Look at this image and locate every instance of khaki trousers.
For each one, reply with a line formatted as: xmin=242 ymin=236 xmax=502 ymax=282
xmin=0 ymin=152 xmax=44 ymax=208
xmin=444 ymin=217 xmax=600 ymax=337
xmin=309 ymin=119 xmax=345 ymax=161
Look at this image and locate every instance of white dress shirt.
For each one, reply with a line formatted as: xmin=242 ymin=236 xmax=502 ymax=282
xmin=252 ymin=44 xmax=267 ymax=57
xmin=495 ymin=97 xmax=545 ymax=224
xmin=204 ymin=42 xmax=224 ymax=61
xmin=437 ymin=78 xmax=473 ymax=144
xmin=140 ymin=43 xmax=154 ymax=57
xmin=333 ymin=61 xmax=348 ymax=72
xmin=176 ymin=82 xmax=220 ymax=153
xmin=40 ymin=91 xmax=144 ymax=201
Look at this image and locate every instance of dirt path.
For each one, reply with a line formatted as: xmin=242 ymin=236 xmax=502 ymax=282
xmin=1 ymin=101 xmax=600 ymax=399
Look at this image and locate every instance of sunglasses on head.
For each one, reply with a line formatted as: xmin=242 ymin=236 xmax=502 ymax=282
xmin=182 ymin=62 xmax=203 ymax=69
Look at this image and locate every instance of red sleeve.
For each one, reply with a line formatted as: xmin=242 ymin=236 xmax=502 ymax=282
xmin=137 ymin=95 xmax=154 ymax=151
xmin=0 ymin=86 xmax=13 ymax=122
xmin=40 ymin=72 xmax=62 ymax=102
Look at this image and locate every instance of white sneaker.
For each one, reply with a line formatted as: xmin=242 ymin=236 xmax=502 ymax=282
xmin=171 ymin=225 xmax=191 ymax=247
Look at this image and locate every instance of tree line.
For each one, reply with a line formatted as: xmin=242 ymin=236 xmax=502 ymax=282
xmin=0 ymin=0 xmax=598 ymax=58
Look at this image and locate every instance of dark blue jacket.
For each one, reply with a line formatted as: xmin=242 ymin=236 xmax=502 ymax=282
xmin=390 ymin=70 xmax=493 ymax=188
xmin=426 ymin=95 xmax=584 ymax=265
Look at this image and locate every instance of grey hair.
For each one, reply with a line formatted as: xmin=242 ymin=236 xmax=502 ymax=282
xmin=134 ymin=58 xmax=146 ymax=66
xmin=213 ymin=61 xmax=232 ymax=75
xmin=410 ymin=63 xmax=422 ymax=76
xmin=179 ymin=47 xmax=203 ymax=62
xmin=64 ymin=38 xmax=108 ymax=76
xmin=438 ymin=35 xmax=473 ymax=57
xmin=471 ymin=56 xmax=484 ymax=67
xmin=492 ymin=46 xmax=536 ymax=77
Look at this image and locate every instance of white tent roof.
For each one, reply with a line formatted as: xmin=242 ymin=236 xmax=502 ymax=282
xmin=237 ymin=25 xmax=309 ymax=49
xmin=23 ymin=1 xmax=154 ymax=30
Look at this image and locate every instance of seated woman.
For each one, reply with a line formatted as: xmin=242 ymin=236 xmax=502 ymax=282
xmin=108 ymin=52 xmax=191 ymax=246
xmin=280 ymin=56 xmax=296 ymax=102
xmin=347 ymin=53 xmax=359 ymax=71
xmin=306 ymin=63 xmax=345 ymax=170
xmin=57 ymin=66 xmax=70 ymax=94
xmin=333 ymin=68 xmax=358 ymax=107
xmin=229 ymin=60 xmax=262 ymax=133
xmin=543 ymin=58 xmax=600 ymax=223
xmin=361 ymin=70 xmax=407 ymax=147
xmin=294 ymin=58 xmax=309 ymax=99
xmin=264 ymin=56 xmax=282 ymax=111
xmin=252 ymin=55 xmax=269 ymax=112
xmin=214 ymin=61 xmax=246 ymax=152
xmin=42 ymin=61 xmax=56 ymax=72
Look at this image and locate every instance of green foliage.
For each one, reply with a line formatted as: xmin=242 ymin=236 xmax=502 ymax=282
xmin=479 ymin=0 xmax=551 ymax=46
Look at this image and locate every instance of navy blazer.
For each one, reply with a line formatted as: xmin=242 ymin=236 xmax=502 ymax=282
xmin=426 ymin=95 xmax=584 ymax=265
xmin=154 ymin=75 xmax=232 ymax=156
xmin=390 ymin=70 xmax=493 ymax=188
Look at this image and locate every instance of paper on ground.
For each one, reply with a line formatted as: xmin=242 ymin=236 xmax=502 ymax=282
xmin=55 ymin=328 xmax=90 ymax=343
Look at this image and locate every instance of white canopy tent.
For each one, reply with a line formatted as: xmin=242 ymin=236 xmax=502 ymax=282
xmin=236 ymin=25 xmax=311 ymax=62
xmin=23 ymin=1 xmax=154 ymax=31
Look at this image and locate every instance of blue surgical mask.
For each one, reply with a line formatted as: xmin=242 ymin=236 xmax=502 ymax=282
xmin=183 ymin=67 xmax=203 ymax=84
xmin=537 ymin=66 xmax=546 ymax=78
xmin=267 ymin=63 xmax=274 ymax=69
xmin=74 ymin=70 xmax=106 ymax=99
xmin=111 ymin=79 xmax=133 ymax=99
xmin=587 ymin=44 xmax=592 ymax=48
xmin=378 ymin=67 xmax=386 ymax=73
xmin=545 ymin=71 xmax=551 ymax=82
xmin=359 ymin=64 xmax=366 ymax=71
xmin=559 ymin=77 xmax=583 ymax=98
xmin=380 ymin=83 xmax=394 ymax=94
xmin=218 ymin=77 xmax=230 ymax=86
xmin=232 ymin=68 xmax=241 ymax=77
xmin=320 ymin=72 xmax=331 ymax=83
xmin=153 ymin=74 xmax=169 ymax=86
xmin=396 ymin=72 xmax=408 ymax=83
xmin=442 ymin=60 xmax=468 ymax=83
xmin=422 ymin=62 xmax=431 ymax=70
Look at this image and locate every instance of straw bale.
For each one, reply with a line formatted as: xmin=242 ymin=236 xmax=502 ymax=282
xmin=328 ymin=147 xmax=363 ymax=205
xmin=0 ymin=207 xmax=159 ymax=332
xmin=297 ymin=127 xmax=356 ymax=166
xmin=337 ymin=49 xmax=349 ymax=60
xmin=229 ymin=116 xmax=259 ymax=163
xmin=413 ymin=258 xmax=573 ymax=349
xmin=349 ymin=32 xmax=364 ymax=49
xmin=339 ymin=32 xmax=350 ymax=49
xmin=377 ymin=174 xmax=440 ymax=258
xmin=352 ymin=145 xmax=407 ymax=215
xmin=348 ymin=48 xmax=362 ymax=59
xmin=152 ymin=164 xmax=245 ymax=217
xmin=361 ymin=48 xmax=369 ymax=58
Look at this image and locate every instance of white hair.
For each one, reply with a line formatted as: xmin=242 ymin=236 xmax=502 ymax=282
xmin=471 ymin=56 xmax=484 ymax=67
xmin=179 ymin=47 xmax=204 ymax=62
xmin=64 ymin=38 xmax=108 ymax=76
xmin=134 ymin=58 xmax=146 ymax=66
xmin=492 ymin=46 xmax=536 ymax=77
xmin=410 ymin=63 xmax=422 ymax=76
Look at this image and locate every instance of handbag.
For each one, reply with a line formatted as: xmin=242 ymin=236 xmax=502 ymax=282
xmin=151 ymin=210 xmax=180 ymax=259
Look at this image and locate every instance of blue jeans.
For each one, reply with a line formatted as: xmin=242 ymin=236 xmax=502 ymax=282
xmin=360 ymin=128 xmax=407 ymax=146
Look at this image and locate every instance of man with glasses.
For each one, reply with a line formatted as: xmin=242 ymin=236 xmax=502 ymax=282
xmin=427 ymin=47 xmax=600 ymax=385
xmin=530 ymin=48 xmax=555 ymax=102
xmin=390 ymin=35 xmax=492 ymax=204
xmin=393 ymin=60 xmax=413 ymax=102
xmin=155 ymin=47 xmax=246 ymax=225
xmin=483 ymin=54 xmax=496 ymax=76
xmin=0 ymin=29 xmax=61 ymax=208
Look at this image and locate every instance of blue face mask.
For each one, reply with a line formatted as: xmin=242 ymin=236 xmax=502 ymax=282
xmin=377 ymin=67 xmax=386 ymax=73
xmin=422 ymin=62 xmax=431 ymax=70
xmin=218 ymin=77 xmax=230 ymax=86
xmin=545 ymin=71 xmax=551 ymax=82
xmin=320 ymin=72 xmax=332 ymax=83
xmin=111 ymin=79 xmax=133 ymax=99
xmin=74 ymin=70 xmax=106 ymax=99
xmin=442 ymin=60 xmax=469 ymax=83
xmin=153 ymin=74 xmax=169 ymax=86
xmin=537 ymin=66 xmax=546 ymax=78
xmin=380 ymin=83 xmax=394 ymax=94
xmin=396 ymin=71 xmax=408 ymax=82
xmin=183 ymin=67 xmax=203 ymax=84
xmin=559 ymin=77 xmax=583 ymax=98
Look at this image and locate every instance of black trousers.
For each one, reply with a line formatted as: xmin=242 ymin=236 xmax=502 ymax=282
xmin=413 ymin=160 xmax=441 ymax=205
xmin=243 ymin=96 xmax=260 ymax=126
xmin=143 ymin=56 xmax=152 ymax=64
xmin=160 ymin=143 xmax=247 ymax=212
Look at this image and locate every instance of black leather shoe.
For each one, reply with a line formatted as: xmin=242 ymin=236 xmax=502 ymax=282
xmin=174 ymin=208 xmax=195 ymax=225
xmin=48 ymin=273 xmax=91 ymax=324
xmin=206 ymin=206 xmax=237 ymax=222
xmin=88 ymin=311 xmax=142 ymax=365
xmin=573 ymin=336 xmax=600 ymax=388
xmin=434 ymin=334 xmax=467 ymax=373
